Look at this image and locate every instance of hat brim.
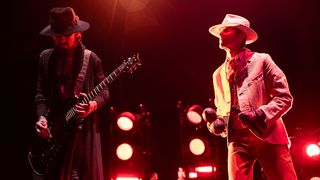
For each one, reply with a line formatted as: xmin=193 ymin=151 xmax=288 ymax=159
xmin=40 ymin=20 xmax=90 ymax=36
xmin=209 ymin=23 xmax=258 ymax=44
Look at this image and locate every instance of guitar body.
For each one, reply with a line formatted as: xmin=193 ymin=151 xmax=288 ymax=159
xmin=28 ymin=135 xmax=53 ymax=176
xmin=28 ymin=113 xmax=78 ymax=176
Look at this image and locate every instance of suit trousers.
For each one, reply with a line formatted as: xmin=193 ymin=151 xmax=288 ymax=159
xmin=227 ymin=129 xmax=297 ymax=180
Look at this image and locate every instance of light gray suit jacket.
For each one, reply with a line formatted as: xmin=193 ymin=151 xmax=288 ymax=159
xmin=212 ymin=49 xmax=293 ymax=145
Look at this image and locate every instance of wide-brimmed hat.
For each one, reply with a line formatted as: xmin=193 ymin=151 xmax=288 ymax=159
xmin=40 ymin=7 xmax=90 ymax=36
xmin=209 ymin=14 xmax=258 ymax=44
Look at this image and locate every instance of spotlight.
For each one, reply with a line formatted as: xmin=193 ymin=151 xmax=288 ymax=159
xmin=115 ymin=176 xmax=141 ymax=180
xmin=117 ymin=112 xmax=136 ymax=131
xmin=189 ymin=138 xmax=206 ymax=156
xmin=116 ymin=143 xmax=133 ymax=161
xmin=188 ymin=165 xmax=217 ymax=179
xmin=195 ymin=166 xmax=214 ymax=173
xmin=290 ymin=128 xmax=320 ymax=180
xmin=187 ymin=105 xmax=203 ymax=125
xmin=310 ymin=177 xmax=320 ymax=180
xmin=189 ymin=172 xmax=198 ymax=179
xmin=306 ymin=143 xmax=320 ymax=158
xmin=177 ymin=101 xmax=223 ymax=179
xmin=109 ymin=105 xmax=152 ymax=180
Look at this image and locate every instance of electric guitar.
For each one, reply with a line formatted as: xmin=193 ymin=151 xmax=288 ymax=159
xmin=28 ymin=53 xmax=141 ymax=176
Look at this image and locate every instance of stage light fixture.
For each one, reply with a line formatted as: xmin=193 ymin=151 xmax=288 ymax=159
xmin=189 ymin=172 xmax=198 ymax=179
xmin=306 ymin=143 xmax=320 ymax=158
xmin=115 ymin=176 xmax=141 ymax=180
xmin=117 ymin=112 xmax=136 ymax=131
xmin=186 ymin=164 xmax=216 ymax=179
xmin=290 ymin=128 xmax=320 ymax=180
xmin=116 ymin=143 xmax=133 ymax=160
xmin=187 ymin=105 xmax=203 ymax=125
xmin=195 ymin=166 xmax=214 ymax=173
xmin=310 ymin=177 xmax=320 ymax=180
xmin=189 ymin=138 xmax=206 ymax=156
xmin=108 ymin=105 xmax=152 ymax=180
xmin=177 ymin=101 xmax=224 ymax=179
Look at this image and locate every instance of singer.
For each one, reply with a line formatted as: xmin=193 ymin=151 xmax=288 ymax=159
xmin=206 ymin=14 xmax=297 ymax=179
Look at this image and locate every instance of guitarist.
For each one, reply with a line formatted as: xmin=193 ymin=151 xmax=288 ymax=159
xmin=206 ymin=14 xmax=297 ymax=179
xmin=33 ymin=7 xmax=109 ymax=180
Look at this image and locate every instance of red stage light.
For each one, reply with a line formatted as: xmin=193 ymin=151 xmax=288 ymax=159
xmin=116 ymin=143 xmax=133 ymax=160
xmin=189 ymin=172 xmax=198 ymax=179
xmin=310 ymin=177 xmax=320 ymax=180
xmin=187 ymin=164 xmax=216 ymax=179
xmin=306 ymin=143 xmax=320 ymax=158
xmin=116 ymin=177 xmax=141 ymax=180
xmin=117 ymin=112 xmax=136 ymax=131
xmin=195 ymin=166 xmax=213 ymax=173
xmin=187 ymin=105 xmax=203 ymax=125
xmin=189 ymin=138 xmax=206 ymax=155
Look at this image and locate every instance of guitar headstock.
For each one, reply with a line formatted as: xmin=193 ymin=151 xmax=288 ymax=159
xmin=123 ymin=53 xmax=142 ymax=74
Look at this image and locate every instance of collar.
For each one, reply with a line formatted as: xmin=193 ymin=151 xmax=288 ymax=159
xmin=225 ymin=48 xmax=253 ymax=63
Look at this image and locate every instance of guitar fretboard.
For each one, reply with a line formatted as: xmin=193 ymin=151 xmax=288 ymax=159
xmin=65 ymin=64 xmax=125 ymax=121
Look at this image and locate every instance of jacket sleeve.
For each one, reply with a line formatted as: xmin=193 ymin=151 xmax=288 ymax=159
xmin=259 ymin=54 xmax=293 ymax=126
xmin=34 ymin=49 xmax=52 ymax=118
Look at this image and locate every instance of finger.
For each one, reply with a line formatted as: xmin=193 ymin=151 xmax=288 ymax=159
xmin=36 ymin=128 xmax=41 ymax=133
xmin=75 ymin=104 xmax=88 ymax=111
xmin=36 ymin=129 xmax=48 ymax=138
xmin=76 ymin=102 xmax=88 ymax=107
xmin=40 ymin=123 xmax=48 ymax=129
xmin=35 ymin=124 xmax=44 ymax=130
xmin=78 ymin=92 xmax=87 ymax=98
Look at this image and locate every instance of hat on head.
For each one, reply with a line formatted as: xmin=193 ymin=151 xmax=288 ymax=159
xmin=209 ymin=14 xmax=258 ymax=44
xmin=40 ymin=7 xmax=90 ymax=36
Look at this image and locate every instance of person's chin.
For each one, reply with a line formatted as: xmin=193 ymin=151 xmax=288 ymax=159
xmin=219 ymin=44 xmax=227 ymax=50
xmin=59 ymin=45 xmax=73 ymax=49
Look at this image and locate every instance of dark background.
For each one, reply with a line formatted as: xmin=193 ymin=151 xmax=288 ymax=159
xmin=4 ymin=0 xmax=320 ymax=179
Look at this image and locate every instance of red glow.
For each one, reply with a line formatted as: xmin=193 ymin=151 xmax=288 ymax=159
xmin=187 ymin=105 xmax=203 ymax=124
xmin=187 ymin=111 xmax=202 ymax=124
xmin=195 ymin=166 xmax=213 ymax=173
xmin=116 ymin=143 xmax=133 ymax=160
xmin=117 ymin=112 xmax=135 ymax=131
xmin=189 ymin=138 xmax=205 ymax=155
xmin=116 ymin=177 xmax=141 ymax=180
xmin=306 ymin=143 xmax=320 ymax=157
xmin=310 ymin=177 xmax=320 ymax=180
xmin=189 ymin=172 xmax=198 ymax=179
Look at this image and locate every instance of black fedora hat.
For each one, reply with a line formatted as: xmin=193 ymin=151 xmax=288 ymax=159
xmin=40 ymin=7 xmax=90 ymax=36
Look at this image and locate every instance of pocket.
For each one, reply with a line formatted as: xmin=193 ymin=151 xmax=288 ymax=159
xmin=248 ymin=72 xmax=263 ymax=87
xmin=247 ymin=72 xmax=266 ymax=109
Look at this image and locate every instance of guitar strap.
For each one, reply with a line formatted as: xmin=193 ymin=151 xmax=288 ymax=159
xmin=73 ymin=49 xmax=92 ymax=97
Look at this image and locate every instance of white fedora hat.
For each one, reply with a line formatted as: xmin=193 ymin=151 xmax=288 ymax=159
xmin=209 ymin=14 xmax=258 ymax=44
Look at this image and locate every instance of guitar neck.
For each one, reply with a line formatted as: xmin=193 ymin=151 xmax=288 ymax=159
xmin=65 ymin=66 xmax=123 ymax=121
xmin=83 ymin=67 xmax=122 ymax=103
